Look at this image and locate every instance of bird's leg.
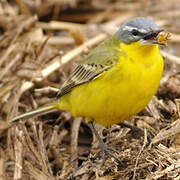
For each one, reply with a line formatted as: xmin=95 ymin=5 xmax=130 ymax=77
xmin=87 ymin=121 xmax=121 ymax=164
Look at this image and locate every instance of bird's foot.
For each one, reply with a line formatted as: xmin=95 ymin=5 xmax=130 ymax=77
xmin=99 ymin=141 xmax=121 ymax=165
xmin=87 ymin=121 xmax=121 ymax=165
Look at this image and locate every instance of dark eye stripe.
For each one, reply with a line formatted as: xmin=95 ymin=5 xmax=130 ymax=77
xmin=132 ymin=29 xmax=139 ymax=36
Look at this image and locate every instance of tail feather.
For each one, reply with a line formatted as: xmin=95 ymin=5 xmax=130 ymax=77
xmin=9 ymin=101 xmax=59 ymax=123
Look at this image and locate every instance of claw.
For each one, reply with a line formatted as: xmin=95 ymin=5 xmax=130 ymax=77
xmin=100 ymin=143 xmax=121 ymax=165
xmin=88 ymin=121 xmax=121 ymax=165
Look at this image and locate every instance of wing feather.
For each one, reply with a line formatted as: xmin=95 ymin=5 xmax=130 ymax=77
xmin=57 ymin=64 xmax=104 ymax=97
xmin=57 ymin=37 xmax=122 ymax=98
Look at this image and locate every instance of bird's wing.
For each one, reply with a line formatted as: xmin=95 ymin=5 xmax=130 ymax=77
xmin=57 ymin=38 xmax=121 ymax=97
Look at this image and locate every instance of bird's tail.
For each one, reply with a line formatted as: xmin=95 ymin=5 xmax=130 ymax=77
xmin=9 ymin=100 xmax=59 ymax=123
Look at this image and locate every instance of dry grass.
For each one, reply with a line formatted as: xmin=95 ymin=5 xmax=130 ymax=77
xmin=0 ymin=0 xmax=180 ymax=179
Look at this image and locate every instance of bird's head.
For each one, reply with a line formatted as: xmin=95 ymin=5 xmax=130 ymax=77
xmin=116 ymin=17 xmax=166 ymax=46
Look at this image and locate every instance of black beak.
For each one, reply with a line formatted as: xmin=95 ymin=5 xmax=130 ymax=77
xmin=143 ymin=29 xmax=164 ymax=41
xmin=141 ymin=29 xmax=167 ymax=45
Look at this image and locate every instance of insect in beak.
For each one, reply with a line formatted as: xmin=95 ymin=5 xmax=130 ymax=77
xmin=140 ymin=29 xmax=170 ymax=46
xmin=156 ymin=31 xmax=171 ymax=46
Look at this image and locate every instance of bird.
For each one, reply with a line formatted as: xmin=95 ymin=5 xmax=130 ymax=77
xmin=9 ymin=17 xmax=167 ymax=163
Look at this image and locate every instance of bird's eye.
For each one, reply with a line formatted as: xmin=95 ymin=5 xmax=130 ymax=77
xmin=132 ymin=29 xmax=139 ymax=36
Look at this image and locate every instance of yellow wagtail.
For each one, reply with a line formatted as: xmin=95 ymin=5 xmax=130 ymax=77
xmin=9 ymin=17 xmax=167 ymax=163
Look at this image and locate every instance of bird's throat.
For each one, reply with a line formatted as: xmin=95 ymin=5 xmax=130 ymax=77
xmin=120 ymin=42 xmax=159 ymax=67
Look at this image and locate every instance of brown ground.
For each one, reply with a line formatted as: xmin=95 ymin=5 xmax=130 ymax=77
xmin=0 ymin=0 xmax=180 ymax=179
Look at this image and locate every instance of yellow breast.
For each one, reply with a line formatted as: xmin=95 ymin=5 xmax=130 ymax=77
xmin=59 ymin=42 xmax=163 ymax=126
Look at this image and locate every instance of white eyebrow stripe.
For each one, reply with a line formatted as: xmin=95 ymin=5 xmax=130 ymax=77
xmin=123 ymin=26 xmax=147 ymax=33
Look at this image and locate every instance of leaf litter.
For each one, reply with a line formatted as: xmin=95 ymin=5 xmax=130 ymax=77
xmin=0 ymin=0 xmax=180 ymax=179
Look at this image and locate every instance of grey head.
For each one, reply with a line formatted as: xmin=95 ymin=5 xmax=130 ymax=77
xmin=115 ymin=17 xmax=163 ymax=44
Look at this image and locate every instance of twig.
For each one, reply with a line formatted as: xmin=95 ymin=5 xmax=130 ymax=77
xmin=35 ymin=86 xmax=59 ymax=94
xmin=133 ymin=129 xmax=147 ymax=180
xmin=14 ymin=127 xmax=23 ymax=180
xmin=151 ymin=119 xmax=180 ymax=145
xmin=0 ymin=53 xmax=22 ymax=80
xmin=11 ymin=15 xmax=38 ymax=45
xmin=38 ymin=122 xmax=52 ymax=176
xmin=49 ymin=127 xmax=68 ymax=169
xmin=161 ymin=50 xmax=180 ymax=65
xmin=0 ymin=148 xmax=5 ymax=180
xmin=20 ymin=33 xmax=107 ymax=94
xmin=170 ymin=33 xmax=180 ymax=42
xmin=24 ymin=160 xmax=53 ymax=180
xmin=22 ymin=124 xmax=42 ymax=163
xmin=0 ymin=43 xmax=17 ymax=67
xmin=71 ymin=117 xmax=82 ymax=167
xmin=15 ymin=0 xmax=31 ymax=15
xmin=36 ymin=36 xmax=51 ymax=61
xmin=45 ymin=36 xmax=75 ymax=45
xmin=37 ymin=21 xmax=84 ymax=31
xmin=148 ymin=160 xmax=180 ymax=179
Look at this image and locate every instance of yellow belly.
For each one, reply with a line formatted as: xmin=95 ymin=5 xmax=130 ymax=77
xmin=58 ymin=44 xmax=163 ymax=126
